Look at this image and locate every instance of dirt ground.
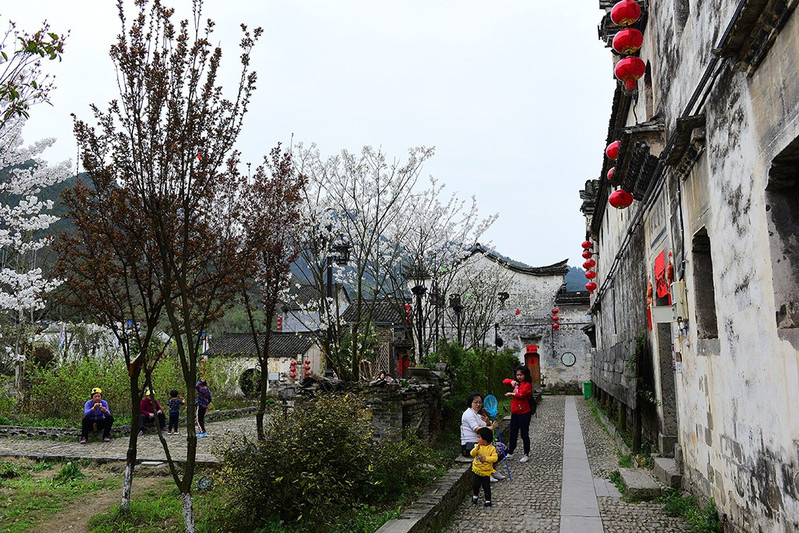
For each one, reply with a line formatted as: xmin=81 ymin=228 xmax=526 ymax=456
xmin=7 ymin=459 xmax=172 ymax=533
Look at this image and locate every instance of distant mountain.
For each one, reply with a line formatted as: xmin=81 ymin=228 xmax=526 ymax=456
xmin=565 ymin=266 xmax=586 ymax=291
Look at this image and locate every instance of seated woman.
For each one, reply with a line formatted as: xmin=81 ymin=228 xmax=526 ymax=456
xmin=460 ymin=392 xmax=504 ymax=481
xmin=81 ymin=387 xmax=113 ymax=444
xmin=139 ymin=388 xmax=167 ymax=435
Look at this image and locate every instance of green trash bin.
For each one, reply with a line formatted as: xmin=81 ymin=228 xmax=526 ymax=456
xmin=583 ymin=381 xmax=592 ymax=400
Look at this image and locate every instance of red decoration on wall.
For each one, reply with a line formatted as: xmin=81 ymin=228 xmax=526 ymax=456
xmin=654 ymin=251 xmax=669 ymax=298
xmin=583 ymin=259 xmax=596 ymax=269
xmin=552 ymin=323 xmax=560 ymax=330
xmin=610 ymin=0 xmax=642 ymax=26
xmin=613 ymin=28 xmax=643 ymax=55
xmin=552 ymin=315 xmax=560 ymax=322
xmin=515 ymin=308 xmax=521 ymax=315
xmin=585 ymin=270 xmax=597 ymax=280
xmin=551 ymin=308 xmax=559 ymax=314
xmin=666 ymin=252 xmax=674 ymax=283
xmin=289 ymin=373 xmax=296 ymax=379
xmin=615 ymin=56 xmax=646 ymax=91
xmin=586 ymin=281 xmax=598 ymax=293
xmin=606 ymin=141 xmax=621 ymax=160
xmin=609 ymin=189 xmax=634 ymax=209
xmin=526 ymin=344 xmax=538 ymax=353
xmin=607 ymin=166 xmax=616 ymax=181
xmin=581 ymin=240 xmax=593 ymax=249
xmin=582 ymin=250 xmax=593 ymax=259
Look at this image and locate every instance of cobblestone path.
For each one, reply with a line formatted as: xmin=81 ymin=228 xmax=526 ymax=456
xmin=445 ymin=396 xmax=692 ymax=532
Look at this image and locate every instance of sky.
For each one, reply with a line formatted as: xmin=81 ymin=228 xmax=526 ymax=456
xmin=4 ymin=1 xmax=616 ymax=268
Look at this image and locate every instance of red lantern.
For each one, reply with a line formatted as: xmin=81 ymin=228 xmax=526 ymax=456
xmin=607 ymin=166 xmax=616 ymax=181
xmin=304 ymin=360 xmax=311 ymax=365
xmin=666 ymin=254 xmax=675 ymax=283
xmin=605 ymin=141 xmax=621 ymax=161
xmin=609 ymin=189 xmax=634 ymax=209
xmin=586 ymin=281 xmax=598 ymax=292
xmin=615 ymin=56 xmax=646 ymax=91
xmin=583 ymin=259 xmax=596 ymax=269
xmin=581 ymin=240 xmax=592 ymax=249
xmin=611 ymin=0 xmax=642 ymax=26
xmin=290 ymin=360 xmax=296 ymax=366
xmin=304 ymin=365 xmax=310 ymax=370
xmin=585 ymin=270 xmax=597 ymax=280
xmin=551 ymin=308 xmax=559 ymax=314
xmin=552 ymin=315 xmax=560 ymax=322
xmin=515 ymin=308 xmax=521 ymax=315
xmin=276 ymin=316 xmax=282 ymax=331
xmin=582 ymin=250 xmax=593 ymax=259
xmin=305 ymin=371 xmax=311 ymax=377
xmin=552 ymin=323 xmax=560 ymax=330
xmin=612 ymin=28 xmax=643 ymax=55
xmin=289 ymin=372 xmax=296 ymax=379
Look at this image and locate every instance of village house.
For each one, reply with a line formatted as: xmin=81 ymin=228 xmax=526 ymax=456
xmin=582 ymin=1 xmax=799 ymax=530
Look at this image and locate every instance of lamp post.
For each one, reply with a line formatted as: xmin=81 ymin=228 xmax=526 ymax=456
xmin=407 ymin=265 xmax=430 ymax=360
xmin=429 ymin=281 xmax=442 ymax=352
xmin=449 ymin=294 xmax=463 ymax=345
xmin=325 ymin=242 xmax=350 ymax=377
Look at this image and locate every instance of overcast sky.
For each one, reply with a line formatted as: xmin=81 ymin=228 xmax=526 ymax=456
xmin=4 ymin=1 xmax=616 ymax=268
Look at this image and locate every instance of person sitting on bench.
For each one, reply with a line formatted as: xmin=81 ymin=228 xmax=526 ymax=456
xmin=81 ymin=387 xmax=113 ymax=444
xmin=138 ymin=388 xmax=166 ymax=435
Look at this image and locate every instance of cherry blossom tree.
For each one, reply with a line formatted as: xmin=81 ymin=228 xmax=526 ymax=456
xmin=0 ymin=18 xmax=66 ymax=128
xmin=57 ymin=1 xmax=262 ymax=528
xmin=0 ymin=117 xmax=70 ymax=388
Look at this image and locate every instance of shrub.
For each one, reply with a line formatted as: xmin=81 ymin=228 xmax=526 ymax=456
xmin=216 ymin=394 xmax=444 ymax=531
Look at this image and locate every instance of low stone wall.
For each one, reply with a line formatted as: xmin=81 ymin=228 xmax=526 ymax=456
xmin=0 ymin=407 xmax=258 ymax=439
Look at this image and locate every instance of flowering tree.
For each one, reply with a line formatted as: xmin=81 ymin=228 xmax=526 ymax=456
xmin=0 ymin=117 xmax=70 ymax=388
xmin=0 ymin=18 xmax=66 ymax=128
xmin=240 ymin=144 xmax=306 ymax=440
xmin=57 ymin=1 xmax=262 ymax=529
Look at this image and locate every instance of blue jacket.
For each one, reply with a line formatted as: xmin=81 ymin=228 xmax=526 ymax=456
xmin=84 ymin=399 xmax=111 ymax=421
xmin=195 ymin=382 xmax=212 ymax=408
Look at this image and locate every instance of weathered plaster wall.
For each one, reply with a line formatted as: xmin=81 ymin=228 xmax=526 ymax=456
xmin=640 ymin=3 xmax=799 ymax=531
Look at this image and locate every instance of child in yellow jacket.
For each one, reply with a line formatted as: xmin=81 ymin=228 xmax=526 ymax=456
xmin=470 ymin=426 xmax=498 ymax=506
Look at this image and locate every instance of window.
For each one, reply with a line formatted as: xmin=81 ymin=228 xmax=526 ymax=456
xmin=692 ymin=228 xmax=718 ymax=339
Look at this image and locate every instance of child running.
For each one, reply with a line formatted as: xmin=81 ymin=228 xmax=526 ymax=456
xmin=470 ymin=426 xmax=498 ymax=507
xmin=167 ymin=389 xmax=184 ymax=435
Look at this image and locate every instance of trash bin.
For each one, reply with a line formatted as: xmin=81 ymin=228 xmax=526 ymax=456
xmin=583 ymin=381 xmax=592 ymax=400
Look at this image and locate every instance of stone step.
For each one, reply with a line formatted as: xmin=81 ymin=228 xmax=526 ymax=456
xmin=619 ymin=467 xmax=662 ymax=501
xmin=652 ymin=457 xmax=682 ymax=489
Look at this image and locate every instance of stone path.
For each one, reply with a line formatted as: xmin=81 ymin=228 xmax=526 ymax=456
xmin=0 ymin=416 xmax=256 ymax=465
xmin=445 ymin=396 xmax=692 ymax=533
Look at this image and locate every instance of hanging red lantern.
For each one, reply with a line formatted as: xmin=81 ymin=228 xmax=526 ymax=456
xmin=289 ymin=372 xmax=296 ymax=379
xmin=583 ymin=259 xmax=596 ymax=269
xmin=304 ymin=365 xmax=310 ymax=371
xmin=551 ymin=308 xmax=559 ymax=314
xmin=586 ymin=281 xmax=598 ymax=292
xmin=515 ymin=308 xmax=521 ymax=315
xmin=582 ymin=250 xmax=593 ymax=259
xmin=666 ymin=253 xmax=675 ymax=283
xmin=304 ymin=360 xmax=311 ymax=365
xmin=607 ymin=166 xmax=616 ymax=181
xmin=552 ymin=323 xmax=560 ymax=330
xmin=612 ymin=28 xmax=643 ymax=55
xmin=581 ymin=240 xmax=592 ymax=249
xmin=305 ymin=371 xmax=311 ymax=377
xmin=290 ymin=360 xmax=296 ymax=366
xmin=610 ymin=0 xmax=642 ymax=26
xmin=609 ymin=189 xmax=634 ymax=209
xmin=615 ymin=56 xmax=646 ymax=91
xmin=585 ymin=270 xmax=597 ymax=280
xmin=552 ymin=315 xmax=560 ymax=322
xmin=605 ymin=141 xmax=621 ymax=161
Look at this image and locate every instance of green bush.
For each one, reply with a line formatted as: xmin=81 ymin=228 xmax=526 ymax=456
xmin=216 ymin=394 xmax=443 ymax=531
xmin=658 ymin=488 xmax=722 ymax=532
xmin=427 ymin=343 xmax=519 ymax=401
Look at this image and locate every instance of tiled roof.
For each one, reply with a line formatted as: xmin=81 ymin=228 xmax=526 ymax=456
xmin=471 ymin=244 xmax=569 ymax=276
xmin=207 ymin=331 xmax=317 ymax=358
xmin=341 ymin=299 xmax=408 ymax=326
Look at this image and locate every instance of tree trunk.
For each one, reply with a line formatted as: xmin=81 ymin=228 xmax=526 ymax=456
xmin=121 ymin=462 xmax=134 ymax=512
xmin=181 ymin=491 xmax=195 ymax=533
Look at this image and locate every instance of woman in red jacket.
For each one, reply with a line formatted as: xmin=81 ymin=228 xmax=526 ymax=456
xmin=503 ymin=365 xmax=533 ymax=463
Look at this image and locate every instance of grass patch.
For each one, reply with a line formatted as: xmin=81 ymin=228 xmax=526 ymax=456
xmin=88 ymin=481 xmax=183 ymax=533
xmin=609 ymin=470 xmax=626 ymax=495
xmin=617 ymin=452 xmax=634 ymax=468
xmin=0 ymin=460 xmax=120 ymax=532
xmin=657 ymin=487 xmax=722 ymax=532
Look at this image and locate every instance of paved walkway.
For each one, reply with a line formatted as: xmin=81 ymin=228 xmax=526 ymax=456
xmin=445 ymin=396 xmax=692 ymax=533
xmin=0 ymin=417 xmax=256 ymax=465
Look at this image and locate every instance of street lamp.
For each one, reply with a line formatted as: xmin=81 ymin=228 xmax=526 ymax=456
xmin=429 ymin=281 xmax=443 ymax=351
xmin=406 ymin=265 xmax=430 ymax=360
xmin=325 ymin=241 xmax=350 ymax=377
xmin=449 ymin=294 xmax=463 ymax=345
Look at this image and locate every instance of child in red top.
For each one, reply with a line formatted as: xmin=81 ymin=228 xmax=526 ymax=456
xmin=503 ymin=365 xmax=533 ymax=463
